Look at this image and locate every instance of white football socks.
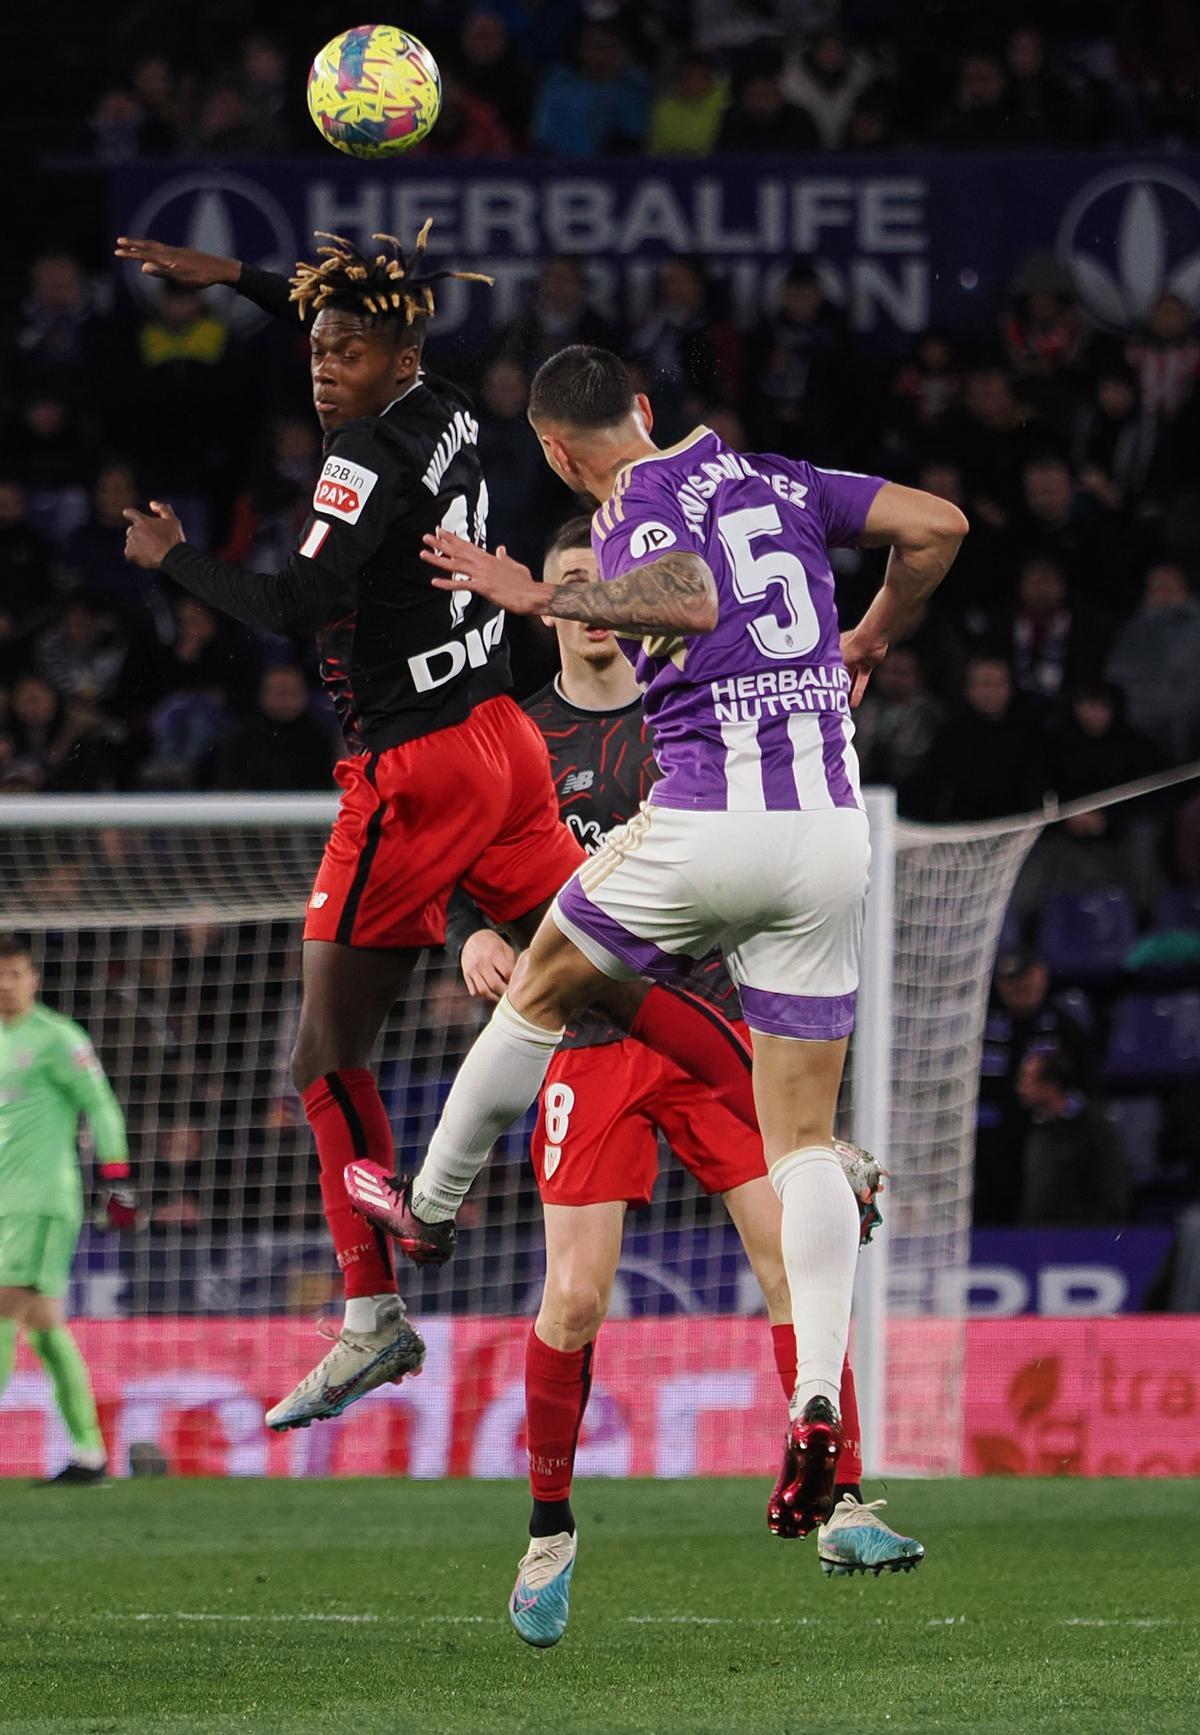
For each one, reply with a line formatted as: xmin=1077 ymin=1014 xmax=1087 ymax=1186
xmin=771 ymin=1145 xmax=860 ymax=1418
xmin=343 ymin=1294 xmax=395 ymax=1334
xmin=412 ymin=994 xmax=564 ymax=1222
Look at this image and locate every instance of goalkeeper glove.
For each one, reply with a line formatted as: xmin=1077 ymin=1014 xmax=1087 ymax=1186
xmin=103 ymin=1185 xmax=140 ymax=1230
xmin=98 ymin=1162 xmax=139 ymax=1230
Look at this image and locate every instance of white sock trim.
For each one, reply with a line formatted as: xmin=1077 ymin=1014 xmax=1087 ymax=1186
xmin=343 ymin=1294 xmax=394 ymax=1334
xmin=769 ymin=1145 xmax=840 ymax=1194
xmin=494 ymin=993 xmax=565 ymax=1048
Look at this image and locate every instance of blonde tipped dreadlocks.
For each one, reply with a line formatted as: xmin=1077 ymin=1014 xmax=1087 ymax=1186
xmin=288 ymin=221 xmax=493 ymax=331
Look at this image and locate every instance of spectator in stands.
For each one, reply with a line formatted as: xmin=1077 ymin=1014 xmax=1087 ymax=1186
xmin=842 ymin=80 xmax=901 ymax=150
xmin=10 ymin=253 xmax=104 ymax=411
xmin=632 ymin=258 xmax=739 ymax=434
xmin=984 ymin=553 xmax=1111 ymax=712
xmin=60 ymin=461 xmax=168 ymax=629
xmin=647 ymin=52 xmax=728 ymax=155
xmin=1016 ymin=1048 xmax=1130 ymax=1225
xmin=186 ymin=81 xmax=288 ymax=157
xmin=744 ymin=259 xmax=848 ymax=451
xmin=130 ymin=55 xmax=189 ymax=153
xmin=476 ymin=358 xmax=562 ymax=570
xmin=495 ymin=257 xmax=616 ymax=376
xmin=0 ymin=672 xmax=115 ymax=793
xmin=214 ymin=666 xmax=336 ymax=792
xmin=237 ymin=36 xmax=294 ymax=152
xmin=1125 ymin=293 xmax=1199 ymax=421
xmin=424 ymin=77 xmax=512 ymax=157
xmin=1013 ymin=453 xmax=1129 ymax=608
xmin=112 ymin=280 xmax=236 ymax=510
xmin=916 ymin=655 xmax=1050 ymax=821
xmin=976 ymin=945 xmax=1098 ymax=1224
xmin=1071 ymin=360 xmax=1160 ymax=508
xmin=852 ymin=644 xmax=944 ymax=810
xmin=718 ymin=63 xmax=820 ymax=153
xmin=531 ymin=23 xmax=650 ymax=158
xmin=0 ymin=480 xmax=53 ymax=648
xmin=218 ymin=419 xmax=319 ymax=576
xmin=1106 ymin=563 xmax=1200 ymax=763
xmin=932 ymin=52 xmax=1017 ymax=149
xmin=455 ymin=12 xmax=534 ymax=142
xmin=34 ymin=595 xmax=129 ymax=715
xmin=781 ymin=27 xmax=876 ymax=149
xmin=0 ymin=396 xmax=92 ymax=543
xmin=89 ymin=88 xmax=153 ymax=164
xmin=945 ymin=364 xmax=1039 ymax=519
xmin=1019 ymin=680 xmax=1165 ymax=916
xmin=1003 ymin=23 xmax=1090 ymax=145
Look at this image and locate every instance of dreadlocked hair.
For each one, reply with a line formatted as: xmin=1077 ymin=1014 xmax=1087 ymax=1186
xmin=288 ymin=219 xmax=493 ymax=341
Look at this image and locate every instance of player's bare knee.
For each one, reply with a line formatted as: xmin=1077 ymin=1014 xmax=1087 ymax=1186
xmin=542 ymin=1277 xmax=607 ymax=1345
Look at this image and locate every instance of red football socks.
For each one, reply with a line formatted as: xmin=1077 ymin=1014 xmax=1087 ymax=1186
xmin=838 ymin=1358 xmax=864 ymax=1486
xmin=525 ymin=1327 xmax=594 ymax=1531
xmin=629 ymin=984 xmax=757 ymax=1130
xmin=771 ymin=1324 xmax=865 ymax=1487
xmin=302 ymin=1069 xmax=396 ymax=1299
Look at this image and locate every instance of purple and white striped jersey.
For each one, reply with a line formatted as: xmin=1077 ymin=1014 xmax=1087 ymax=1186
xmin=591 ymin=425 xmax=885 ymax=814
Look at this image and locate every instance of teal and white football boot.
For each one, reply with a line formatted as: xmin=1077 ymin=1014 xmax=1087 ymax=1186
xmin=818 ymin=1496 xmax=925 ymax=1577
xmin=509 ymin=1530 xmax=577 ymax=1647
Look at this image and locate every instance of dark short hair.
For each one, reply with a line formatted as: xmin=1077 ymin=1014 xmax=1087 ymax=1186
xmin=543 ymin=515 xmax=593 ymax=568
xmin=529 ymin=345 xmax=635 ymax=430
xmin=0 ymin=934 xmax=33 ymax=962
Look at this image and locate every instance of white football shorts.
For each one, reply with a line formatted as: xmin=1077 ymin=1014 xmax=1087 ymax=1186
xmin=552 ymin=802 xmax=870 ymax=1040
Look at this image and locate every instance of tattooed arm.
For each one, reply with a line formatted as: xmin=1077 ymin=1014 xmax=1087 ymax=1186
xmin=420 ymin=532 xmax=719 ymax=636
xmin=544 ymin=551 xmax=717 ymax=635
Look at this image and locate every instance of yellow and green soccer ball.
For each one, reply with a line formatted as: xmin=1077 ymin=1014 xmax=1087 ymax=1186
xmin=307 ymin=25 xmax=442 ymax=158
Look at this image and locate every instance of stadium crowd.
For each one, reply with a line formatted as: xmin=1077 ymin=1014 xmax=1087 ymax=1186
xmin=3 ymin=0 xmax=1199 ymax=1252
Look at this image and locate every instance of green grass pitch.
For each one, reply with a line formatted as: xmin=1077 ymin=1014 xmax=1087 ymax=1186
xmin=1 ymin=1477 xmax=1197 ymax=1733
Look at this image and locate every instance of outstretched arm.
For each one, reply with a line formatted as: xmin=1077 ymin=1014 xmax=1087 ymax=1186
xmin=124 ymin=502 xmax=341 ymax=634
xmin=421 ymin=530 xmax=718 ymax=637
xmin=114 ymin=238 xmax=294 ymax=321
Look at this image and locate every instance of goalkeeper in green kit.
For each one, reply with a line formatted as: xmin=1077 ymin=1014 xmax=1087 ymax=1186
xmin=0 ymin=935 xmax=138 ymax=1484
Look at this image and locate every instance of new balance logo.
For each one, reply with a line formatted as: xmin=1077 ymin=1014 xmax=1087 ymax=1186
xmin=310 ymin=891 xmax=329 ymax=908
xmin=561 ymin=769 xmax=594 ymax=794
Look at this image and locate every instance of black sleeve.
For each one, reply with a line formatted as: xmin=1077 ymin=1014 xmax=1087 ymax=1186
xmin=444 ymin=888 xmax=491 ymax=965
xmin=160 ymin=544 xmax=342 ymax=635
xmin=237 ymin=265 xmax=295 ymax=323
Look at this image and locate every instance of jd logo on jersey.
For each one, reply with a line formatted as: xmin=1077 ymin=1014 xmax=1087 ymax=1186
xmin=629 ymin=522 xmax=677 ymax=559
xmin=313 ymin=457 xmax=379 ymax=525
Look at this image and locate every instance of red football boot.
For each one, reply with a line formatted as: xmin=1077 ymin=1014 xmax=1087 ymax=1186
xmin=767 ymin=1396 xmax=843 ymax=1538
xmin=343 ymin=1163 xmax=458 ymax=1266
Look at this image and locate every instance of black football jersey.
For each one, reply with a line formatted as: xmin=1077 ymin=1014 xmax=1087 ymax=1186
xmin=299 ymin=377 xmax=506 ymax=751
xmin=160 ymin=264 xmax=508 ymax=753
xmin=446 ymin=676 xmax=741 ymax=1047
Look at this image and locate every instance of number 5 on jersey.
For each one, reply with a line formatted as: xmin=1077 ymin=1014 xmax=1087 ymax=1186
xmin=718 ymin=504 xmax=819 ymax=659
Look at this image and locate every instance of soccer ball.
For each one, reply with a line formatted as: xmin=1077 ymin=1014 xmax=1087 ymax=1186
xmin=306 ymin=25 xmax=442 ymax=158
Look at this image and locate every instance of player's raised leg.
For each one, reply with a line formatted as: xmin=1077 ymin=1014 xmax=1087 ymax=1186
xmin=511 ymin=1200 xmax=624 ymax=1647
xmin=265 ymin=942 xmax=426 ymax=1431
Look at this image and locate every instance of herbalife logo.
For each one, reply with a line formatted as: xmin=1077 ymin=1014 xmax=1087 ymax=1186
xmin=1056 ymin=165 xmax=1200 ymax=331
xmin=122 ymin=172 xmax=296 ymax=331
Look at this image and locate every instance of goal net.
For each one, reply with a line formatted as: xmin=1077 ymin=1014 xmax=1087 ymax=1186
xmin=0 ymin=778 xmax=1188 ymax=1480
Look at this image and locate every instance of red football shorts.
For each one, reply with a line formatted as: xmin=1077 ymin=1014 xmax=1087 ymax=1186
xmin=304 ymin=695 xmax=585 ymax=949
xmin=530 ymin=1028 xmax=766 ymax=1208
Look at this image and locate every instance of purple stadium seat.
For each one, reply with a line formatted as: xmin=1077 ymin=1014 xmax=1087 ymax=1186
xmin=1105 ymin=993 xmax=1200 ymax=1081
xmin=1154 ymin=890 xmax=1200 ymax=932
xmin=1038 ymin=890 xmax=1137 ymax=982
